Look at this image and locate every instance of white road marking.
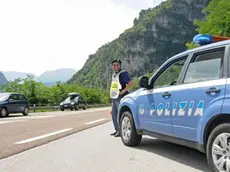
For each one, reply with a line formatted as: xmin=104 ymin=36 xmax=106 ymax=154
xmin=0 ymin=120 xmax=27 ymax=124
xmin=21 ymin=116 xmax=55 ymax=119
xmin=1 ymin=116 xmax=55 ymax=121
xmin=14 ymin=128 xmax=73 ymax=144
xmin=84 ymin=118 xmax=108 ymax=125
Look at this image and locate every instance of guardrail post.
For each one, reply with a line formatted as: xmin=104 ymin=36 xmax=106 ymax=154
xmin=53 ymin=105 xmax=55 ymax=111
xmin=33 ymin=104 xmax=35 ymax=112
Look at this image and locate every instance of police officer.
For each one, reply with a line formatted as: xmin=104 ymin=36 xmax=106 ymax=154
xmin=110 ymin=59 xmax=133 ymax=137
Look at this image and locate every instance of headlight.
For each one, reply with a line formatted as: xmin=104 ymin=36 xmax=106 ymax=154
xmin=60 ymin=102 xmax=63 ymax=105
xmin=71 ymin=102 xmax=75 ymax=105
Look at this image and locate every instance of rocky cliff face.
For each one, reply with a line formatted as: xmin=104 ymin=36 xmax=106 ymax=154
xmin=0 ymin=72 xmax=8 ymax=85
xmin=68 ymin=0 xmax=211 ymax=88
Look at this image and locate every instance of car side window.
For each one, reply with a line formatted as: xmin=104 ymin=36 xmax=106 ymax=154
xmin=9 ymin=94 xmax=17 ymax=100
xmin=154 ymin=57 xmax=187 ymax=88
xmin=183 ymin=48 xmax=225 ymax=84
xmin=18 ymin=94 xmax=26 ymax=100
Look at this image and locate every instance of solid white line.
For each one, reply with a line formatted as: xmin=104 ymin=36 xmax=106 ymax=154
xmin=0 ymin=120 xmax=27 ymax=124
xmin=14 ymin=128 xmax=73 ymax=144
xmin=84 ymin=118 xmax=108 ymax=125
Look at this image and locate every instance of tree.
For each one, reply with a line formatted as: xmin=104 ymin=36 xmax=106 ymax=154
xmin=194 ymin=0 xmax=230 ymax=36
xmin=1 ymin=76 xmax=110 ymax=105
xmin=185 ymin=41 xmax=200 ymax=50
xmin=185 ymin=0 xmax=230 ymax=49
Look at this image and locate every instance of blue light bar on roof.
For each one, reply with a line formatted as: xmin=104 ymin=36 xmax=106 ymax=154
xmin=193 ymin=34 xmax=230 ymax=46
xmin=193 ymin=34 xmax=213 ymax=45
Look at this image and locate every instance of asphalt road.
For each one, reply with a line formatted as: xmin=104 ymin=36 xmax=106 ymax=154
xmin=0 ymin=107 xmax=111 ymax=159
xmin=0 ymin=121 xmax=210 ymax=172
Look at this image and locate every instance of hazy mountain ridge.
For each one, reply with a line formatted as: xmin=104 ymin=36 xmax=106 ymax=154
xmin=2 ymin=68 xmax=77 ymax=85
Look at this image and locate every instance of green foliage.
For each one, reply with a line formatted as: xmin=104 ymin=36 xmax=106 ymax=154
xmin=0 ymin=76 xmax=110 ymax=105
xmin=185 ymin=0 xmax=230 ymax=50
xmin=185 ymin=41 xmax=200 ymax=50
xmin=194 ymin=0 xmax=230 ymax=36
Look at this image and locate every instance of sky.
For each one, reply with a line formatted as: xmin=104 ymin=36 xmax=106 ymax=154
xmin=0 ymin=0 xmax=164 ymax=76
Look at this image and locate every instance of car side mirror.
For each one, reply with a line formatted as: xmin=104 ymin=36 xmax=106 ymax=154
xmin=139 ymin=76 xmax=149 ymax=89
xmin=169 ymin=80 xmax=177 ymax=86
xmin=8 ymin=98 xmax=13 ymax=102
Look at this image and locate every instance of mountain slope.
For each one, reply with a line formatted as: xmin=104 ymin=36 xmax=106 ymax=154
xmin=35 ymin=68 xmax=77 ymax=83
xmin=68 ymin=0 xmax=211 ymax=88
xmin=0 ymin=72 xmax=8 ymax=85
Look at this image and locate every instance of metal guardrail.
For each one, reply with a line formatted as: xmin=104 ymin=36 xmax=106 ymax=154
xmin=29 ymin=104 xmax=111 ymax=112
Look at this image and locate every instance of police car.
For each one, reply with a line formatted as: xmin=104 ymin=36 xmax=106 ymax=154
xmin=117 ymin=34 xmax=230 ymax=172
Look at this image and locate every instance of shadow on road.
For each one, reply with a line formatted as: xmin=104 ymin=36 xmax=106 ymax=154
xmin=133 ymin=137 xmax=209 ymax=172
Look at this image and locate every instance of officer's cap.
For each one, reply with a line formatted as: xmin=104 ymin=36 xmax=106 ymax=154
xmin=111 ymin=59 xmax=121 ymax=65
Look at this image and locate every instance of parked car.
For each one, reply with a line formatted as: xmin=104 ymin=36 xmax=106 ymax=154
xmin=60 ymin=92 xmax=87 ymax=111
xmin=0 ymin=92 xmax=29 ymax=117
xmin=117 ymin=34 xmax=230 ymax=172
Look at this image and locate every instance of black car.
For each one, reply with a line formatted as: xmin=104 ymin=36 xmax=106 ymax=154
xmin=0 ymin=92 xmax=29 ymax=117
xmin=60 ymin=92 xmax=87 ymax=111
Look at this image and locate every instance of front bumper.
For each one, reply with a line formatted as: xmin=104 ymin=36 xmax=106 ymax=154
xmin=60 ymin=104 xmax=74 ymax=109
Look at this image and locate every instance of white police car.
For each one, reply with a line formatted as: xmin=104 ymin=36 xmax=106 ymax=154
xmin=118 ymin=34 xmax=230 ymax=172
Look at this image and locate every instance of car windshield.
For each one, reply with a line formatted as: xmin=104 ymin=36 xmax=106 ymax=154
xmin=0 ymin=93 xmax=9 ymax=101
xmin=64 ymin=96 xmax=78 ymax=102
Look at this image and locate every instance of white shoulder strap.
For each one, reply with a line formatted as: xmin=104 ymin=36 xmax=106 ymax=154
xmin=117 ymin=70 xmax=126 ymax=75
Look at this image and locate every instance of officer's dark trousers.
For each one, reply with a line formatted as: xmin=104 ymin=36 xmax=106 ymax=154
xmin=111 ymin=93 xmax=128 ymax=132
xmin=111 ymin=98 xmax=121 ymax=132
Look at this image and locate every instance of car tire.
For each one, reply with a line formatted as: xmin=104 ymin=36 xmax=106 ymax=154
xmin=75 ymin=104 xmax=79 ymax=111
xmin=23 ymin=106 xmax=29 ymax=116
xmin=206 ymin=123 xmax=230 ymax=172
xmin=83 ymin=104 xmax=87 ymax=110
xmin=0 ymin=108 xmax=8 ymax=118
xmin=120 ymin=111 xmax=142 ymax=146
xmin=61 ymin=108 xmax=64 ymax=111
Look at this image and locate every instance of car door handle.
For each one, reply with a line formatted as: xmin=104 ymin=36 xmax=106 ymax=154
xmin=205 ymin=87 xmax=221 ymax=94
xmin=162 ymin=92 xmax=171 ymax=98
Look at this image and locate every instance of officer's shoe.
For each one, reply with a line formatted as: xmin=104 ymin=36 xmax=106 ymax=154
xmin=110 ymin=131 xmax=117 ymax=136
xmin=114 ymin=131 xmax=120 ymax=137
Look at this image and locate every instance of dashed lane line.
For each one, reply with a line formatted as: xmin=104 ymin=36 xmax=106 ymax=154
xmin=0 ymin=120 xmax=27 ymax=124
xmin=84 ymin=118 xmax=108 ymax=125
xmin=14 ymin=128 xmax=73 ymax=144
xmin=0 ymin=116 xmax=55 ymax=121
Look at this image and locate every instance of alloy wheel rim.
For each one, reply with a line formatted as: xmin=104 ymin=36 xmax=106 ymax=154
xmin=212 ymin=133 xmax=230 ymax=171
xmin=121 ymin=116 xmax=131 ymax=141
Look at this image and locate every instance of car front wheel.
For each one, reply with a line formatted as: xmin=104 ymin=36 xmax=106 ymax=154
xmin=206 ymin=123 xmax=230 ymax=172
xmin=120 ymin=111 xmax=142 ymax=146
xmin=75 ymin=104 xmax=79 ymax=110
